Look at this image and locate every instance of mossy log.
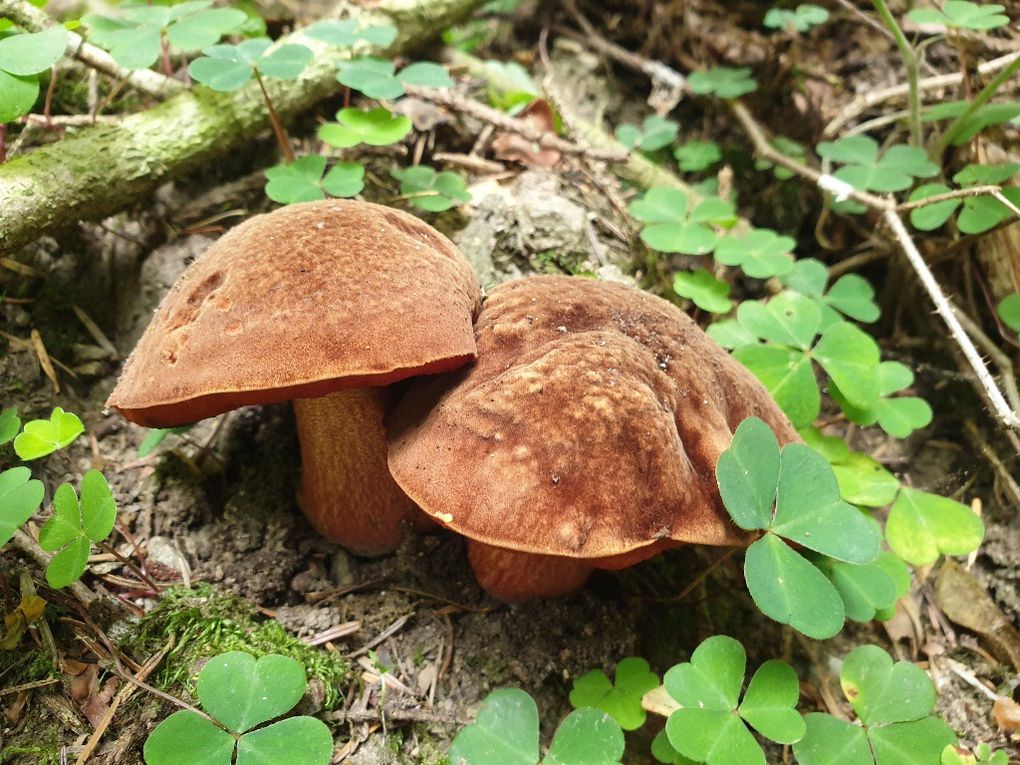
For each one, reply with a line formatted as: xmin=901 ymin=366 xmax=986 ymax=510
xmin=0 ymin=0 xmax=483 ymax=253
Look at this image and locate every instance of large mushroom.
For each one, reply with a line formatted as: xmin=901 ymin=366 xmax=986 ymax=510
xmin=387 ymin=275 xmax=799 ymax=600
xmin=107 ymin=199 xmax=480 ymax=555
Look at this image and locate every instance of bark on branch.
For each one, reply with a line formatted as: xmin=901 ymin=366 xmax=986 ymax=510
xmin=0 ymin=0 xmax=484 ymax=252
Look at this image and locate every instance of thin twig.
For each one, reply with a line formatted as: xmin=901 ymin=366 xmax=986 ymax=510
xmin=950 ymin=304 xmax=1020 ymax=414
xmin=896 ymin=184 xmax=1004 ymax=212
xmin=883 ymin=209 xmax=1020 ymax=429
xmin=401 ymin=84 xmax=628 ymax=162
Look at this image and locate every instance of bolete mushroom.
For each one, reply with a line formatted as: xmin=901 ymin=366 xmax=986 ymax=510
xmin=387 ymin=275 xmax=799 ymax=600
xmin=107 ymin=199 xmax=480 ymax=555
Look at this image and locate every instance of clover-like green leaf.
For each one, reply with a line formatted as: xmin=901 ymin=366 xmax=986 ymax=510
xmin=615 ymin=115 xmax=678 ymax=152
xmin=264 ymin=155 xmax=364 ymax=204
xmin=813 ymin=321 xmax=880 ymax=410
xmin=832 ymin=361 xmax=933 ymax=438
xmin=137 ymin=425 xmax=192 ymax=458
xmin=38 ymin=470 xmax=116 ymax=588
xmin=0 ymin=467 xmax=44 ymax=547
xmin=714 ymin=229 xmax=795 ymax=278
xmin=794 ymin=713 xmax=872 ymax=765
xmin=450 ymin=687 xmax=623 ymax=765
xmin=707 ymin=319 xmax=757 ymax=350
xmin=956 ymin=188 xmax=1020 ymax=234
xmin=393 ymin=165 xmax=470 ymax=212
xmin=318 ymin=107 xmax=412 ymax=148
xmin=829 ymin=452 xmax=900 ymax=508
xmin=733 ymin=344 xmax=819 ymax=427
xmin=664 ymin=636 xmax=803 ymax=765
xmin=942 ymin=743 xmax=1010 ymax=765
xmin=304 ymin=19 xmax=397 ymax=48
xmin=922 ymin=101 xmax=1020 ymax=145
xmin=763 ymin=4 xmax=829 ymax=32
xmin=908 ymin=183 xmax=960 ymax=231
xmin=0 ymin=26 xmax=67 ymax=76
xmin=629 ymin=187 xmax=687 ymax=224
xmin=0 ymin=69 xmax=39 ymax=123
xmin=998 ymin=293 xmax=1020 ymax=333
xmin=14 ymin=407 xmax=84 ymax=460
xmin=825 ymin=275 xmax=880 ymax=323
xmin=0 ymin=407 xmax=20 ymax=445
xmin=841 ymin=645 xmax=934 ymax=725
xmin=673 ymin=269 xmax=732 ymax=313
xmin=144 ymin=652 xmax=331 ymax=765
xmin=909 ymin=1 xmax=1009 ymax=30
xmin=818 ymin=137 xmax=938 ymax=193
xmin=674 ymin=140 xmax=721 ymax=172
xmin=716 ymin=417 xmax=781 ymax=531
xmin=886 ymin=486 xmax=984 ymax=566
xmin=688 ymin=67 xmax=757 ymax=99
xmin=737 ymin=291 xmax=821 ymax=349
xmin=189 ymin=39 xmax=311 ymax=91
xmin=812 ymin=555 xmax=899 ymax=622
xmin=198 ymin=652 xmax=307 ymax=734
xmin=337 ymin=57 xmax=451 ymax=99
xmin=569 ymin=657 xmax=659 ymax=730
xmin=629 ymin=192 xmax=729 ymax=254
xmin=257 ymin=44 xmax=313 ymax=80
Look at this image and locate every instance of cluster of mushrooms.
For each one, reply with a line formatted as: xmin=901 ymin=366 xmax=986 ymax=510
xmin=107 ymin=200 xmax=797 ymax=602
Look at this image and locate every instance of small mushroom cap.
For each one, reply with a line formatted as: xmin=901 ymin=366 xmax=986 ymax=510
xmin=108 ymin=200 xmax=481 ymax=427
xmin=387 ymin=275 xmax=799 ymax=560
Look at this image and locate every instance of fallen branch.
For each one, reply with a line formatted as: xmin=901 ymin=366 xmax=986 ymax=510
xmin=0 ymin=0 xmax=485 ymax=252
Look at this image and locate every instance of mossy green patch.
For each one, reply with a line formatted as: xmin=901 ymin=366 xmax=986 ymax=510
xmin=122 ymin=583 xmax=347 ymax=708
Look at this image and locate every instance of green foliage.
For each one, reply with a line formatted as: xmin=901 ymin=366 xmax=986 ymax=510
xmin=137 ymin=426 xmax=192 ymax=457
xmin=318 ymin=107 xmax=412 ymax=148
xmin=38 ymin=470 xmax=116 ymax=588
xmin=831 ymin=361 xmax=933 ymax=438
xmin=0 ymin=467 xmax=44 ymax=547
xmin=14 ymin=407 xmax=84 ymax=460
xmin=673 ymin=269 xmax=732 ymax=314
xmin=713 ymin=229 xmax=795 ymax=278
xmin=188 ymin=38 xmax=312 ymax=91
xmin=304 ymin=19 xmax=397 ymax=48
xmin=663 ymin=636 xmax=804 ymax=765
xmin=793 ymin=645 xmax=955 ymax=765
xmin=628 ymin=188 xmax=736 ymax=255
xmin=716 ymin=418 xmax=884 ymax=638
xmin=942 ymin=743 xmax=1009 ymax=765
xmin=0 ymin=26 xmax=67 ymax=122
xmin=921 ymin=101 xmax=1020 ymax=145
xmin=754 ymin=137 xmax=807 ymax=181
xmin=781 ymin=258 xmax=880 ymax=324
xmin=83 ymin=1 xmax=246 ymax=70
xmin=264 ymin=155 xmax=364 ymax=204
xmin=569 ymin=657 xmax=660 ymax=731
xmin=885 ymin=487 xmax=984 ymax=566
xmin=998 ymin=293 xmax=1020 ymax=333
xmin=816 ymin=136 xmax=938 ymax=193
xmin=674 ymin=140 xmax=722 ymax=172
xmin=449 ymin=688 xmax=624 ymax=765
xmin=0 ymin=406 xmax=20 ymax=445
xmin=688 ymin=67 xmax=757 ymax=99
xmin=392 ymin=165 xmax=471 ymax=212
xmin=908 ymin=1 xmax=1009 ymax=31
xmin=336 ymin=57 xmax=452 ymax=99
xmin=763 ymin=5 xmax=829 ymax=32
xmin=909 ymin=164 xmax=1020 ymax=233
xmin=143 ymin=652 xmax=332 ymax=765
xmin=731 ymin=291 xmax=881 ymax=426
xmin=615 ymin=116 xmax=679 ymax=152
xmin=128 ymin=584 xmax=348 ymax=708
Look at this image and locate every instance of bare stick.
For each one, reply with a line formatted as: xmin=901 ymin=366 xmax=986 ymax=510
xmin=883 ymin=209 xmax=1020 ymax=429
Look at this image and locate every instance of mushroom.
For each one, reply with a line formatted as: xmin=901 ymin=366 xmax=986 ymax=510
xmin=387 ymin=275 xmax=799 ymax=600
xmin=107 ymin=199 xmax=480 ymax=556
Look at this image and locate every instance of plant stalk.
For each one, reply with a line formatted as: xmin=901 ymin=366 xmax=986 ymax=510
xmin=930 ymin=56 xmax=1020 ymax=157
xmin=872 ymin=0 xmax=922 ymax=147
xmin=253 ymin=69 xmax=295 ymax=163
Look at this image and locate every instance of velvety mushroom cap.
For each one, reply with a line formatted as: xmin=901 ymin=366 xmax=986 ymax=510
xmin=107 ymin=199 xmax=481 ymax=427
xmin=387 ymin=275 xmax=798 ymax=561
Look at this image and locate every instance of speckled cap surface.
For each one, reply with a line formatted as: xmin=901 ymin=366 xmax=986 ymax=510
xmin=108 ymin=200 xmax=481 ymax=427
xmin=387 ymin=275 xmax=799 ymax=559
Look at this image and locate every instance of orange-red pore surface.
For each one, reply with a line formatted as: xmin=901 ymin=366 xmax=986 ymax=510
xmin=388 ymin=276 xmax=799 ymax=600
xmin=107 ymin=199 xmax=481 ymax=555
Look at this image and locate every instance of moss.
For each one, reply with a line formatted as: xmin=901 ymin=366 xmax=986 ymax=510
xmin=121 ymin=583 xmax=347 ymax=708
xmin=0 ymin=729 xmax=60 ymax=764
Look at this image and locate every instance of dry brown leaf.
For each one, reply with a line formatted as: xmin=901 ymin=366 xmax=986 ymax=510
xmin=936 ymin=559 xmax=1020 ymax=671
xmin=491 ymin=100 xmax=561 ymax=167
xmin=993 ymin=695 xmax=1020 ymax=733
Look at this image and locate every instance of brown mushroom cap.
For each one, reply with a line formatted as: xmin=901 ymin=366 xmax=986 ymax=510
xmin=387 ymin=275 xmax=799 ymax=562
xmin=107 ymin=199 xmax=480 ymax=427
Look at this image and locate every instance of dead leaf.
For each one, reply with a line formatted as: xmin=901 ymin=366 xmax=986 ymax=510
xmin=993 ymin=695 xmax=1020 ymax=733
xmin=4 ymin=690 xmax=29 ymax=724
xmin=82 ymin=675 xmax=120 ymax=729
xmin=491 ymin=99 xmax=561 ymax=167
xmin=0 ymin=593 xmax=48 ymax=650
xmin=936 ymin=559 xmax=1020 ymax=671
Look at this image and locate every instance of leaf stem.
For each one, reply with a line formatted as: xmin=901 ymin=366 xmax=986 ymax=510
xmin=871 ymin=0 xmax=921 ymax=146
xmin=253 ymin=69 xmax=295 ymax=163
xmin=96 ymin=539 xmax=164 ymax=596
xmin=930 ymin=55 xmax=1020 ymax=157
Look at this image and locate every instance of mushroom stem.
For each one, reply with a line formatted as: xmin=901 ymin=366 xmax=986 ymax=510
xmin=467 ymin=540 xmax=594 ymax=601
xmin=294 ymin=388 xmax=417 ymax=556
